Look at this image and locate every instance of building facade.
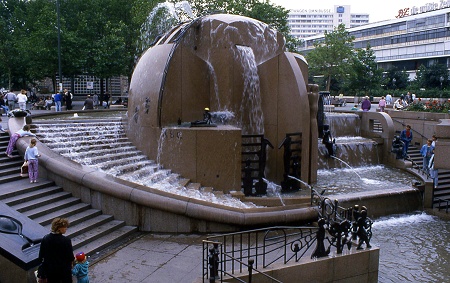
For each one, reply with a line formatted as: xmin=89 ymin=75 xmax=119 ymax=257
xmin=288 ymin=5 xmax=369 ymax=39
xmin=300 ymin=3 xmax=450 ymax=79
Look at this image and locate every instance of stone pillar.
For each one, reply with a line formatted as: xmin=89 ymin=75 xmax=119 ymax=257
xmin=308 ymin=84 xmax=319 ymax=183
xmin=434 ymin=119 xmax=450 ymax=170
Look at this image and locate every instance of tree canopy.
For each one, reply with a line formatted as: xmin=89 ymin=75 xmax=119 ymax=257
xmin=305 ymin=24 xmax=355 ymax=91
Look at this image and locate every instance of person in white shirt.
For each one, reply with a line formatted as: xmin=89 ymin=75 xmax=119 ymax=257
xmin=17 ymin=89 xmax=28 ymax=110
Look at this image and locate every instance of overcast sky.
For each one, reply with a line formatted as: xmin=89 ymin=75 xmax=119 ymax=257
xmin=270 ymin=0 xmax=439 ymax=23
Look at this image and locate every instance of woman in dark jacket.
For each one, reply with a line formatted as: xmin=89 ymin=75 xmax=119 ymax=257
xmin=39 ymin=217 xmax=74 ymax=283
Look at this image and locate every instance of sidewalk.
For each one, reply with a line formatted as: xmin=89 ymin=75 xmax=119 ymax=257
xmin=88 ymin=233 xmax=205 ymax=283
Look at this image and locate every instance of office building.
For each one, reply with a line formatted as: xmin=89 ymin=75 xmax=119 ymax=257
xmin=288 ymin=5 xmax=369 ymax=39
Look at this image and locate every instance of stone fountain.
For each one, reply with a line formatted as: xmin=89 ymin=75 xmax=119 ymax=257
xmin=126 ymin=14 xmax=318 ymax=194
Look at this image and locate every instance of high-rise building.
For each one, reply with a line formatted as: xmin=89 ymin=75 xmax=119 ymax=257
xmin=300 ymin=5 xmax=450 ymax=79
xmin=288 ymin=5 xmax=369 ymax=39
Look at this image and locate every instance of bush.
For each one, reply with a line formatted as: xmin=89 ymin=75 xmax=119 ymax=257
xmin=404 ymin=99 xmax=450 ymax=113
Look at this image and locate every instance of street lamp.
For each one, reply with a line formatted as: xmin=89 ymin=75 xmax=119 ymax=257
xmin=440 ymin=76 xmax=444 ymax=99
xmin=57 ymin=0 xmax=62 ymax=92
xmin=392 ymin=78 xmax=396 ymax=93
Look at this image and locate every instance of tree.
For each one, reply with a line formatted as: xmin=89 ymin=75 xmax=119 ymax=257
xmin=385 ymin=66 xmax=409 ymax=90
xmin=305 ymin=24 xmax=355 ymax=91
xmin=189 ymin=0 xmax=300 ymax=51
xmin=346 ymin=44 xmax=382 ymax=95
xmin=414 ymin=63 xmax=448 ymax=89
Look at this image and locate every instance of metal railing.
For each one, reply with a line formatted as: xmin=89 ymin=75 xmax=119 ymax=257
xmin=202 ymin=226 xmax=318 ymax=283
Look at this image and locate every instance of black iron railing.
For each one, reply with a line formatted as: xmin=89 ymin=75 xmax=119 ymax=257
xmin=202 ymin=226 xmax=317 ymax=283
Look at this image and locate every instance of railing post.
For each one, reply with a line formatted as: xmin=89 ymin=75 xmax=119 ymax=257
xmin=248 ymin=258 xmax=254 ymax=283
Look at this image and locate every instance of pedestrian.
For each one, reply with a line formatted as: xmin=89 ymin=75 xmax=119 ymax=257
xmin=378 ymin=96 xmax=386 ymax=112
xmin=93 ymin=93 xmax=99 ymax=109
xmin=0 ymin=117 xmax=8 ymax=133
xmin=386 ymin=94 xmax=392 ymax=105
xmin=17 ymin=89 xmax=28 ymax=110
xmin=104 ymin=92 xmax=110 ymax=108
xmin=420 ymin=139 xmax=433 ymax=175
xmin=38 ymin=217 xmax=74 ymax=283
xmin=429 ymin=153 xmax=438 ymax=189
xmin=64 ymin=89 xmax=73 ymax=110
xmin=72 ymin=252 xmax=90 ymax=283
xmin=45 ymin=96 xmax=53 ymax=110
xmin=394 ymin=98 xmax=404 ymax=110
xmin=0 ymin=94 xmax=9 ymax=114
xmin=5 ymin=90 xmax=17 ymax=110
xmin=400 ymin=125 xmax=413 ymax=159
xmin=54 ymin=92 xmax=63 ymax=112
xmin=5 ymin=124 xmax=36 ymax=158
xmin=83 ymin=95 xmax=94 ymax=110
xmin=361 ymin=96 xmax=371 ymax=111
xmin=431 ymin=135 xmax=437 ymax=148
xmin=24 ymin=138 xmax=41 ymax=183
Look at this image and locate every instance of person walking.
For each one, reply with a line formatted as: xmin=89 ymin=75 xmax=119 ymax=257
xmin=24 ymin=138 xmax=41 ymax=183
xmin=54 ymin=92 xmax=63 ymax=112
xmin=5 ymin=90 xmax=17 ymax=110
xmin=38 ymin=217 xmax=74 ymax=283
xmin=72 ymin=252 xmax=90 ymax=283
xmin=420 ymin=139 xmax=434 ymax=175
xmin=0 ymin=94 xmax=9 ymax=114
xmin=361 ymin=96 xmax=371 ymax=111
xmin=378 ymin=96 xmax=386 ymax=112
xmin=17 ymin=90 xmax=28 ymax=110
xmin=5 ymin=124 xmax=36 ymax=158
xmin=400 ymin=125 xmax=413 ymax=159
xmin=386 ymin=94 xmax=392 ymax=105
xmin=64 ymin=89 xmax=73 ymax=110
xmin=83 ymin=95 xmax=94 ymax=110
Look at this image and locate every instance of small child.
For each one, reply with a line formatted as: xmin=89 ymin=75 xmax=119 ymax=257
xmin=24 ymin=138 xmax=41 ymax=183
xmin=351 ymin=105 xmax=358 ymax=110
xmin=72 ymin=252 xmax=90 ymax=283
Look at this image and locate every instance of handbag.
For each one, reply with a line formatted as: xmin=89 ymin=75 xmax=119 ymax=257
xmin=20 ymin=161 xmax=28 ymax=177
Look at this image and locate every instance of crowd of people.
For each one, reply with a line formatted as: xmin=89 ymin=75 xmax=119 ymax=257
xmin=1 ymin=88 xmax=127 ymax=114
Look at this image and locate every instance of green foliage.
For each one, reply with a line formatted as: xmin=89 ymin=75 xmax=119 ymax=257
xmin=413 ymin=63 xmax=448 ymax=89
xmin=306 ymin=24 xmax=355 ymax=91
xmin=189 ymin=0 xmax=297 ymax=51
xmin=345 ymin=44 xmax=382 ymax=95
xmin=405 ymin=99 xmax=450 ymax=113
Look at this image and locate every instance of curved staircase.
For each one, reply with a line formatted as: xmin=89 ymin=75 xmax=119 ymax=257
xmin=0 ymin=131 xmax=139 ymax=260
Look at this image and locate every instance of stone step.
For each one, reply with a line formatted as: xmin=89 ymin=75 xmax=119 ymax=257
xmin=0 ymin=172 xmax=23 ymax=184
xmin=72 ymin=226 xmax=138 ymax=258
xmin=18 ymin=196 xmax=81 ymax=218
xmin=34 ymin=203 xmax=95 ymax=227
xmin=0 ymin=158 xmax=25 ymax=171
xmin=70 ymin=220 xmax=125 ymax=249
xmin=65 ymin=214 xmax=116 ymax=239
xmin=2 ymin=185 xmax=62 ymax=206
xmin=0 ymin=179 xmax=55 ymax=199
xmin=0 ymin=164 xmax=23 ymax=177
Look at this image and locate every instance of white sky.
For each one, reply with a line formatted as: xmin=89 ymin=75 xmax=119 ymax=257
xmin=270 ymin=0 xmax=435 ymax=23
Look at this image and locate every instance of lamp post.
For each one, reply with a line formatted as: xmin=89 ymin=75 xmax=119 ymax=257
xmin=57 ymin=0 xmax=62 ymax=93
xmin=392 ymin=78 xmax=396 ymax=97
xmin=440 ymin=76 xmax=444 ymax=100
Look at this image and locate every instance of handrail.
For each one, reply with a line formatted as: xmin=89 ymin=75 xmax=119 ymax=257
xmin=391 ymin=118 xmax=428 ymax=140
xmin=435 ymin=198 xmax=450 ymax=213
xmin=202 ymin=226 xmax=318 ymax=282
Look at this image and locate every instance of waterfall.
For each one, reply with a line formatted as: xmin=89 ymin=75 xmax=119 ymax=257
xmin=34 ymin=120 xmax=258 ymax=209
xmin=235 ymin=45 xmax=264 ymax=135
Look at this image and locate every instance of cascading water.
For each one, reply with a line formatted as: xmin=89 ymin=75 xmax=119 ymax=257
xmin=235 ymin=45 xmax=264 ymax=135
xmin=34 ymin=119 xmax=257 ymax=209
xmin=137 ymin=1 xmax=194 ymax=55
